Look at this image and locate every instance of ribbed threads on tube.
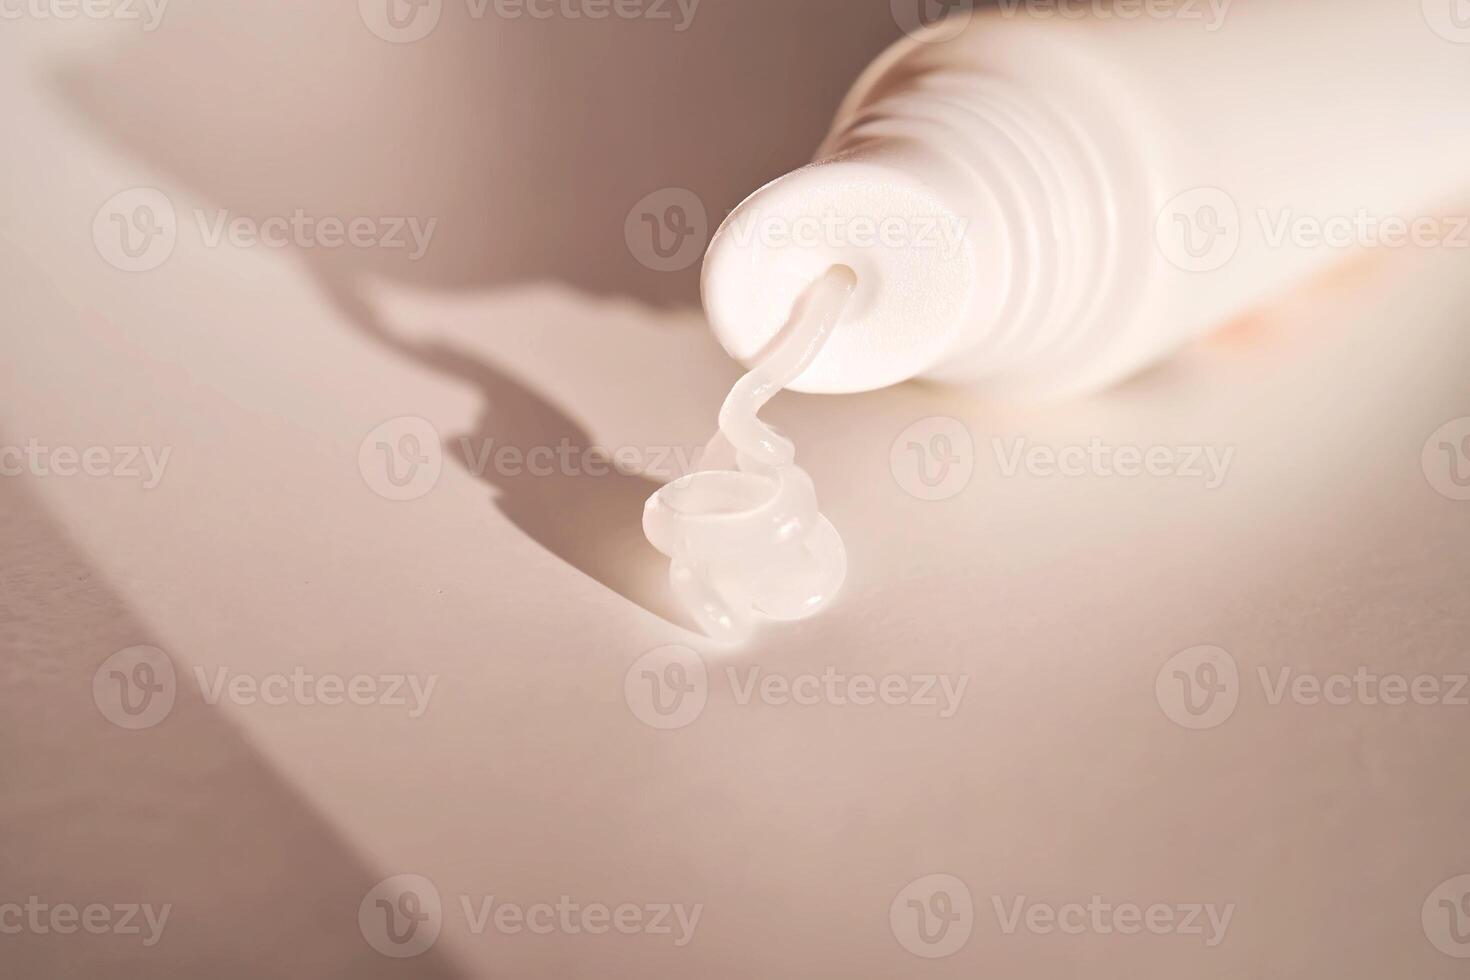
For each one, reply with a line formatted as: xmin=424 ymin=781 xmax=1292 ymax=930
xmin=821 ymin=72 xmax=1118 ymax=382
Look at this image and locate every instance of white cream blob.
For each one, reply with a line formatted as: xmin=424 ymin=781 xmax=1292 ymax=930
xmin=643 ymin=265 xmax=857 ymax=644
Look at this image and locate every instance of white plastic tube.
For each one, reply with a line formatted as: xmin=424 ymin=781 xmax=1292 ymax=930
xmin=702 ymin=0 xmax=1470 ymax=396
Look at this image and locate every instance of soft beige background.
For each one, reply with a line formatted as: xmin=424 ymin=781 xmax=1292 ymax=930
xmin=3 ymin=3 xmax=1469 ymax=978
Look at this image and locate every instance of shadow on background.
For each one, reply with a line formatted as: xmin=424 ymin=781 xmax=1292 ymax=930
xmin=48 ymin=0 xmax=902 ymax=620
xmin=53 ymin=0 xmax=902 ymax=306
xmin=325 ymin=280 xmax=691 ymax=627
xmin=0 ymin=478 xmax=472 ymax=980
xmin=9 ymin=3 xmax=912 ymax=969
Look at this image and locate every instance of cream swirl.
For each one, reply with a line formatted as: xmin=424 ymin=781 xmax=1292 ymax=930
xmin=643 ymin=265 xmax=857 ymax=644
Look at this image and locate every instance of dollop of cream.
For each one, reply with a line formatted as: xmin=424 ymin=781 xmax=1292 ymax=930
xmin=643 ymin=266 xmax=857 ymax=644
